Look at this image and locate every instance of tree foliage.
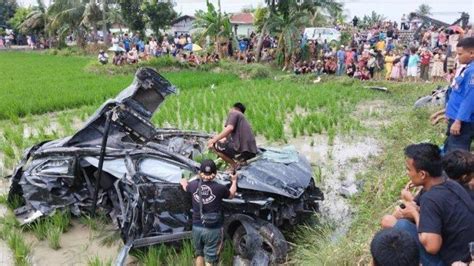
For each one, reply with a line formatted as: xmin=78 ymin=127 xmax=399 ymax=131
xmin=8 ymin=6 xmax=31 ymax=32
xmin=359 ymin=11 xmax=386 ymax=29
xmin=19 ymin=0 xmax=48 ymax=34
xmin=416 ymin=4 xmax=432 ymax=16
xmin=0 ymin=0 xmax=18 ymax=27
xmin=143 ymin=0 xmax=177 ymax=36
xmin=118 ymin=0 xmax=145 ymax=33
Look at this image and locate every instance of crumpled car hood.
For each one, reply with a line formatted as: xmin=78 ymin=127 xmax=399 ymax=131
xmin=238 ymin=150 xmax=312 ymax=198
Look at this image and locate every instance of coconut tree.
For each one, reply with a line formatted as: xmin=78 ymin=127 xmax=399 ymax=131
xmin=47 ymin=0 xmax=103 ymax=47
xmin=82 ymin=0 xmax=102 ymax=42
xmin=416 ymin=4 xmax=432 ymax=16
xmin=19 ymin=0 xmax=48 ymax=35
xmin=193 ymin=0 xmax=232 ymax=57
xmin=106 ymin=5 xmax=125 ymax=34
xmin=47 ymin=0 xmax=86 ymax=47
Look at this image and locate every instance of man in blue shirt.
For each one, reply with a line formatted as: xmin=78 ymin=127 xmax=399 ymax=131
xmin=123 ymin=33 xmax=130 ymax=52
xmin=444 ymin=37 xmax=474 ymax=152
xmin=336 ymin=45 xmax=346 ymax=76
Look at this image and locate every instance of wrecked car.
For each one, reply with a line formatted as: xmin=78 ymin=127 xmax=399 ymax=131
xmin=5 ymin=68 xmax=323 ymax=264
xmin=414 ymin=86 xmax=447 ymax=108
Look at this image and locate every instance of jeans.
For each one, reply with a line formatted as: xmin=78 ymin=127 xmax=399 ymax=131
xmin=336 ymin=62 xmax=345 ymax=76
xmin=394 ymin=219 xmax=445 ymax=266
xmin=443 ymin=119 xmax=474 ymax=153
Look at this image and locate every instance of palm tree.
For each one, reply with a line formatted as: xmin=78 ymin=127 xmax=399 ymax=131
xmin=106 ymin=5 xmax=125 ymax=34
xmin=416 ymin=4 xmax=432 ymax=16
xmin=82 ymin=0 xmax=102 ymax=42
xmin=19 ymin=0 xmax=48 ymax=34
xmin=193 ymin=0 xmax=232 ymax=56
xmin=47 ymin=0 xmax=102 ymax=47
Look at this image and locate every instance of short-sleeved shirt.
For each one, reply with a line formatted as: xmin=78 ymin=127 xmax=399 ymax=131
xmin=187 ymin=179 xmax=230 ymax=227
xmin=336 ymin=50 xmax=345 ymax=62
xmin=420 ymin=53 xmax=431 ymax=65
xmin=418 ymin=179 xmax=474 ymax=264
xmin=446 ymin=62 xmax=474 ymax=122
xmin=225 ymin=111 xmax=258 ymax=154
xmin=407 ymin=54 xmax=420 ymax=67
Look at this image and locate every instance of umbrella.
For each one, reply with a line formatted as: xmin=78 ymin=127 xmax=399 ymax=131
xmin=449 ymin=25 xmax=464 ymax=34
xmin=183 ymin=43 xmax=202 ymax=52
xmin=108 ymin=46 xmax=126 ymax=52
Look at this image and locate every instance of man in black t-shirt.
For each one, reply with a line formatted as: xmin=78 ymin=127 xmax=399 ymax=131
xmin=180 ymin=159 xmax=237 ymax=266
xmin=393 ymin=143 xmax=474 ymax=265
xmin=207 ymin=102 xmax=257 ymax=172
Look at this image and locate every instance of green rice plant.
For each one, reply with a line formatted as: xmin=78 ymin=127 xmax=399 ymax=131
xmin=79 ymin=213 xmax=108 ymax=232
xmin=98 ymin=229 xmax=121 ymax=247
xmin=0 ymin=194 xmax=7 ymax=204
xmin=28 ymin=220 xmax=49 ymax=240
xmin=87 ymin=255 xmax=112 ymax=266
xmin=167 ymin=240 xmax=194 ymax=266
xmin=7 ymin=229 xmax=31 ymax=265
xmin=134 ymin=244 xmax=168 ymax=266
xmin=4 ymin=194 xmax=23 ymax=211
xmin=50 ymin=210 xmax=71 ymax=233
xmin=219 ymin=240 xmax=234 ymax=265
xmin=47 ymin=226 xmax=62 ymax=250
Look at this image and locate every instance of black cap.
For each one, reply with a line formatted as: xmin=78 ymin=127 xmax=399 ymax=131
xmin=200 ymin=159 xmax=217 ymax=175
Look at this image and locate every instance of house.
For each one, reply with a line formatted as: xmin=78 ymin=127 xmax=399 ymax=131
xmin=230 ymin=13 xmax=255 ymax=37
xmin=170 ymin=15 xmax=195 ymax=36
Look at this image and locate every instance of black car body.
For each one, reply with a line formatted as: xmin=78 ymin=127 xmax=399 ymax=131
xmin=6 ymin=68 xmax=323 ymax=264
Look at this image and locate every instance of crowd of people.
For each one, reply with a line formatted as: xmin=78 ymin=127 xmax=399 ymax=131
xmin=289 ymin=22 xmax=474 ymax=83
xmin=96 ymin=32 xmax=224 ymax=67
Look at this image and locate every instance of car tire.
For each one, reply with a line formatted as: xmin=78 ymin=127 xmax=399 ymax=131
xmin=232 ymin=222 xmax=288 ymax=264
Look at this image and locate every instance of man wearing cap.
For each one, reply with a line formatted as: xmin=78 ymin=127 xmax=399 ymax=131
xmin=207 ymin=102 xmax=257 ymax=172
xmin=180 ymin=159 xmax=237 ymax=266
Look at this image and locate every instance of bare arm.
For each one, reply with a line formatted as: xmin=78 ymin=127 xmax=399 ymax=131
xmin=207 ymin=125 xmax=234 ymax=148
xmin=402 ymin=204 xmax=443 ymax=254
xmin=180 ymin=179 xmax=188 ymax=192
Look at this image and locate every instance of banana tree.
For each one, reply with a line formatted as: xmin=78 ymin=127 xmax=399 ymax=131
xmin=193 ymin=0 xmax=232 ymax=57
xmin=267 ymin=8 xmax=309 ymax=68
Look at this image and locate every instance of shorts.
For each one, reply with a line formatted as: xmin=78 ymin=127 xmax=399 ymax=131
xmin=192 ymin=225 xmax=224 ymax=263
xmin=215 ymin=140 xmax=256 ymax=161
xmin=407 ymin=66 xmax=418 ymax=77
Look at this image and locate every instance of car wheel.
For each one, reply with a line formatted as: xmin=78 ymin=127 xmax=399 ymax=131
xmin=232 ymin=223 xmax=288 ymax=264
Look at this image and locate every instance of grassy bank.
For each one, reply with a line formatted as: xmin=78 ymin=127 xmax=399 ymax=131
xmin=0 ymin=52 xmax=448 ymax=265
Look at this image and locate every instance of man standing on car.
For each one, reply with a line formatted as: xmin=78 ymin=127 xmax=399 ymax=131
xmin=208 ymin=103 xmax=258 ymax=172
xmin=180 ymin=159 xmax=237 ymax=266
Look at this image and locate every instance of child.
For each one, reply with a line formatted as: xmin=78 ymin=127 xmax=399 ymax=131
xmin=406 ymin=47 xmax=420 ymax=82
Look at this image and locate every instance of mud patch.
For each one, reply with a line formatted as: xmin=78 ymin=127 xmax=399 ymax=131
xmin=353 ymin=100 xmax=391 ymax=128
xmin=27 ymin=221 xmax=132 ymax=266
xmin=290 ymin=135 xmax=381 ymax=240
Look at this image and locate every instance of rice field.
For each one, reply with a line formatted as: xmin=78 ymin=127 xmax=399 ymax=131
xmin=0 ymin=51 xmax=445 ymax=265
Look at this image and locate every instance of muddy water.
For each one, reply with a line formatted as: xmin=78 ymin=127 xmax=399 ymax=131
xmin=27 ymin=221 xmax=133 ymax=266
xmin=289 ymin=135 xmax=381 ymax=240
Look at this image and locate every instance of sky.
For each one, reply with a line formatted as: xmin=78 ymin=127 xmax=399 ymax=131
xmin=18 ymin=0 xmax=474 ymax=25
